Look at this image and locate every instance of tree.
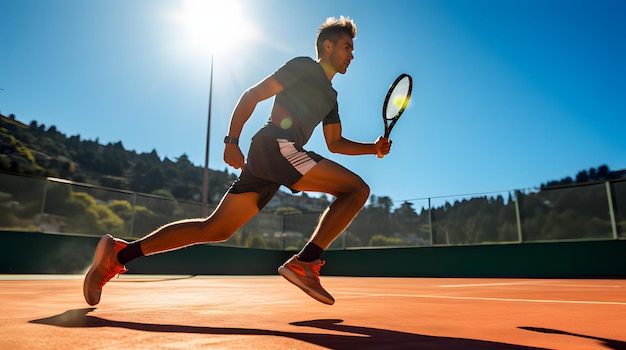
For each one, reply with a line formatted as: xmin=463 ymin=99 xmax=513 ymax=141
xmin=101 ymin=142 xmax=128 ymax=176
xmin=391 ymin=201 xmax=419 ymax=233
xmin=129 ymin=163 xmax=164 ymax=193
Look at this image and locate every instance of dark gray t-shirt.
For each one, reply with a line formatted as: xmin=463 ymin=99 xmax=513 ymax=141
xmin=255 ymin=57 xmax=341 ymax=147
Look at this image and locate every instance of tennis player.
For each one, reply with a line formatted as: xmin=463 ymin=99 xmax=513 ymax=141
xmin=84 ymin=16 xmax=391 ymax=306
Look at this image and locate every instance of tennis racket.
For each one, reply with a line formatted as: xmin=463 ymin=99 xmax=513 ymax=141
xmin=377 ymin=73 xmax=413 ymax=158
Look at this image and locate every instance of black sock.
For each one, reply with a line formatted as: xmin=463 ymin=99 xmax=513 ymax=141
xmin=117 ymin=241 xmax=144 ymax=265
xmin=296 ymin=242 xmax=324 ymax=262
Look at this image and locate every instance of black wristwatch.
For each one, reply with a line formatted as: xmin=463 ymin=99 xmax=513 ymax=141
xmin=224 ymin=136 xmax=239 ymax=145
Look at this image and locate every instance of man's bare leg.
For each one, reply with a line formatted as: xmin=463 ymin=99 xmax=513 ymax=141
xmin=277 ymin=159 xmax=369 ymax=305
xmin=138 ymin=191 xmax=261 ymax=255
xmin=291 ymin=159 xmax=370 ymax=248
xmin=84 ymin=191 xmax=260 ymax=305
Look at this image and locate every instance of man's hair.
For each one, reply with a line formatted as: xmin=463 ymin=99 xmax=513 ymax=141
xmin=316 ymin=16 xmax=357 ymax=57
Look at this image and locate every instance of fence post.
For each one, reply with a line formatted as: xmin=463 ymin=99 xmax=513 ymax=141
xmin=606 ymin=181 xmax=618 ymax=239
xmin=428 ymin=197 xmax=433 ymax=246
xmin=38 ymin=178 xmax=49 ymax=232
xmin=514 ymin=190 xmax=524 ymax=243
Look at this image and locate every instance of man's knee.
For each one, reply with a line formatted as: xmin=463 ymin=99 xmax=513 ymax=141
xmin=350 ymin=178 xmax=370 ymax=205
xmin=359 ymin=181 xmax=370 ymax=201
xmin=197 ymin=219 xmax=236 ymax=243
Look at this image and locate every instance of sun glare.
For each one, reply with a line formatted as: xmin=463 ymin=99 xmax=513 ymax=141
xmin=173 ymin=0 xmax=256 ymax=56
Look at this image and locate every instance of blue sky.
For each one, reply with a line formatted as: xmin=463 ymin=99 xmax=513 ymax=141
xmin=1 ymin=0 xmax=624 ymax=205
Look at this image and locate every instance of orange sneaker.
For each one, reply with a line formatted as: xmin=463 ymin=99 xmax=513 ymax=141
xmin=278 ymin=255 xmax=334 ymax=305
xmin=83 ymin=234 xmax=128 ymax=305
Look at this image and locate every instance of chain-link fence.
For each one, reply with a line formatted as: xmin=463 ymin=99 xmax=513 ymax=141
xmin=1 ymin=172 xmax=624 ymax=249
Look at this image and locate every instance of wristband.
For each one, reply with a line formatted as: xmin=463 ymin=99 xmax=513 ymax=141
xmin=223 ymin=136 xmax=239 ymax=145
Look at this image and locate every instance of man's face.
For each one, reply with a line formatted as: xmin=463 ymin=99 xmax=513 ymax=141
xmin=328 ymin=33 xmax=354 ymax=74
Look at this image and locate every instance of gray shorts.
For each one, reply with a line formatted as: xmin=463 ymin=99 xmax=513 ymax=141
xmin=228 ymin=136 xmax=324 ymax=209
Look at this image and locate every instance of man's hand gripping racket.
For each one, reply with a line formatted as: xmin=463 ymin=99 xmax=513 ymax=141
xmin=377 ymin=73 xmax=413 ymax=158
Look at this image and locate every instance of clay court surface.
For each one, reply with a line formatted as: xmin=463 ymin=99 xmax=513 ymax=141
xmin=1 ymin=275 xmax=625 ymax=349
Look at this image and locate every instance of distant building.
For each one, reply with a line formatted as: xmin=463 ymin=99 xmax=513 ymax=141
xmin=265 ymin=190 xmax=330 ymax=212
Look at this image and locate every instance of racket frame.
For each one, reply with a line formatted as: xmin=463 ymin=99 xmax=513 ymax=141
xmin=378 ymin=73 xmax=412 ymax=157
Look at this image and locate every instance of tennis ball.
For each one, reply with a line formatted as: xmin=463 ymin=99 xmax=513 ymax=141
xmin=280 ymin=118 xmax=292 ymax=129
xmin=393 ymin=95 xmax=407 ymax=108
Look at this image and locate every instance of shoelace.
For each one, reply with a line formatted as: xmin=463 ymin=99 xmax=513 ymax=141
xmin=98 ymin=264 xmax=127 ymax=287
xmin=97 ymin=240 xmax=128 ymax=287
xmin=308 ymin=260 xmax=325 ymax=281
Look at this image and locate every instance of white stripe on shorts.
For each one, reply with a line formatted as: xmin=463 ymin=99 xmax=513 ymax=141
xmin=277 ymin=139 xmax=317 ymax=175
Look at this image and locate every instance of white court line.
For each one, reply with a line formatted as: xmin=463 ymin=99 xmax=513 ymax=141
xmin=440 ymin=281 xmax=623 ymax=288
xmin=439 ymin=281 xmax=541 ymax=288
xmin=336 ymin=292 xmax=626 ymax=306
xmin=537 ymin=283 xmax=623 ymax=288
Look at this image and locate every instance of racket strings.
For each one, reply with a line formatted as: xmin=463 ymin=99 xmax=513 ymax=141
xmin=385 ymin=78 xmax=411 ymax=120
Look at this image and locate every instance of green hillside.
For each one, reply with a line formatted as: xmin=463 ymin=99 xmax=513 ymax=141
xmin=1 ymin=113 xmax=235 ymax=204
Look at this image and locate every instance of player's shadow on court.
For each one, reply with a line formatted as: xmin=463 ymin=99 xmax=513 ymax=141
xmin=30 ymin=308 xmax=547 ymax=350
xmin=519 ymin=326 xmax=626 ymax=350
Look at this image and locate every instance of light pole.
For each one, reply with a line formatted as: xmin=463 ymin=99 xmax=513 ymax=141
xmin=174 ymin=1 xmax=255 ymax=218
xmin=201 ymin=55 xmax=214 ymax=217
